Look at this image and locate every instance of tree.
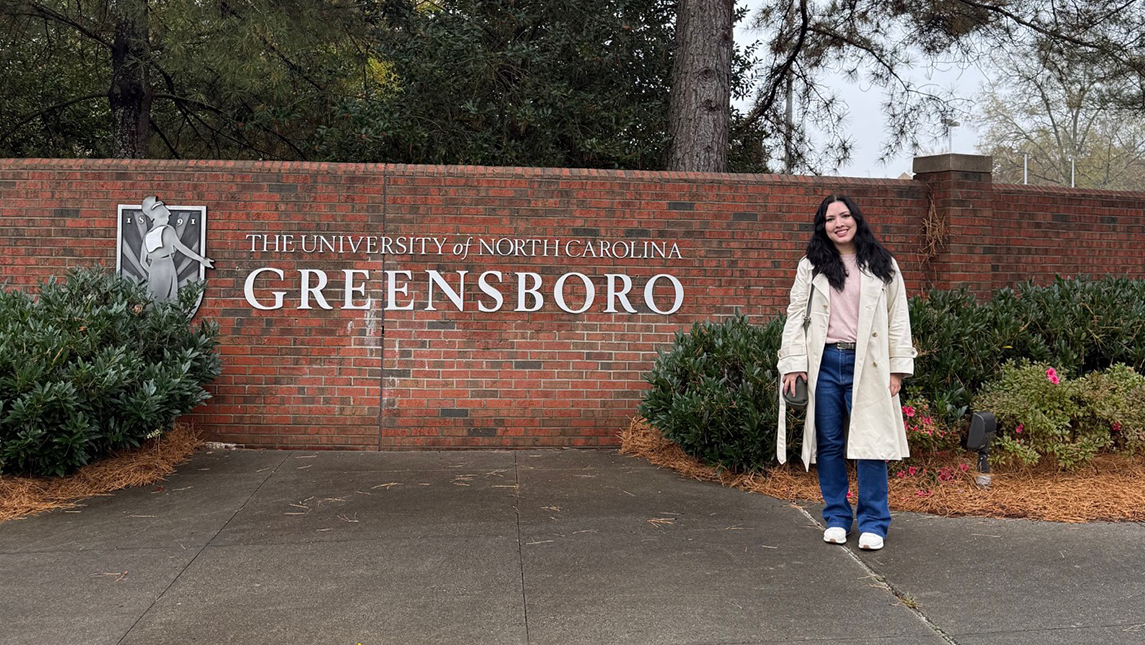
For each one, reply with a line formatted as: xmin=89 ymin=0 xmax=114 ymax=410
xmin=11 ymin=0 xmax=1139 ymax=172
xmin=314 ymin=0 xmax=681 ymax=169
xmin=667 ymin=0 xmax=734 ymax=172
xmin=2 ymin=0 xmax=718 ymax=170
xmin=731 ymin=0 xmax=1145 ymax=174
xmin=107 ymin=0 xmax=150 ymax=158
xmin=1 ymin=0 xmax=376 ymax=159
xmin=976 ymin=42 xmax=1145 ymax=190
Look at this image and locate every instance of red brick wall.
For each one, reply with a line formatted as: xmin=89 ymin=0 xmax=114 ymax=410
xmin=912 ymin=164 xmax=996 ymax=295
xmin=1 ymin=158 xmax=1141 ymax=449
xmin=989 ymin=184 xmax=1145 ymax=290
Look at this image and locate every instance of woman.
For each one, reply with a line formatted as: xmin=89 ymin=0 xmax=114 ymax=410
xmin=776 ymin=195 xmax=915 ymax=551
xmin=138 ymin=195 xmax=214 ymax=302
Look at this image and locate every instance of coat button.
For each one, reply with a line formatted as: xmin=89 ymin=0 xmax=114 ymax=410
xmin=872 ymin=332 xmax=878 ymax=337
xmin=873 ymin=361 xmax=879 ymax=367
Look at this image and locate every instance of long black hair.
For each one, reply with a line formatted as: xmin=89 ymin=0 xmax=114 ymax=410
xmin=806 ymin=195 xmax=896 ymax=290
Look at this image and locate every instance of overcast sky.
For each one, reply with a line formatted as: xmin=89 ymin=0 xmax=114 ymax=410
xmin=733 ymin=4 xmax=986 ymax=179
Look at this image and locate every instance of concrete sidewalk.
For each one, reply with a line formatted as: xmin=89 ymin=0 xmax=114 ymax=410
xmin=2 ymin=449 xmax=1143 ymax=645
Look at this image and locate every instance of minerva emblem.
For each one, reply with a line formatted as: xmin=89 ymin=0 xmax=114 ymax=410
xmin=117 ymin=196 xmax=214 ymax=315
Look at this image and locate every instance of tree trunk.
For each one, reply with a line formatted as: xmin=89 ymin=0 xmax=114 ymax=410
xmin=108 ymin=0 xmax=152 ymax=158
xmin=667 ymin=0 xmax=733 ymax=172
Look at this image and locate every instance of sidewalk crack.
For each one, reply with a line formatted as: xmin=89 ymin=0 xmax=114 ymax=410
xmin=114 ymin=452 xmax=290 ymax=645
xmin=793 ymin=505 xmax=960 ymax=645
xmin=513 ymin=453 xmax=532 ymax=644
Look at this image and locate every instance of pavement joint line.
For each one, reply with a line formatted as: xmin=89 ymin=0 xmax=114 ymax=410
xmin=676 ymin=638 xmax=944 ymax=645
xmin=7 ymin=545 xmax=210 ymax=555
xmin=951 ymin=622 xmax=1145 ymax=637
xmin=200 ymin=532 xmax=516 ymax=549
xmin=113 ymin=450 xmax=291 ymax=645
xmin=513 ymin=452 xmax=532 ymax=644
xmin=792 ymin=505 xmax=960 ymax=645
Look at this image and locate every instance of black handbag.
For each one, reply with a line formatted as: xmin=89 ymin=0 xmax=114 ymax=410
xmin=783 ymin=373 xmax=808 ymax=408
xmin=782 ymin=291 xmax=813 ymax=408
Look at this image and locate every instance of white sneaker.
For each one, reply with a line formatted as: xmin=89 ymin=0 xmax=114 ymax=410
xmin=858 ymin=532 xmax=884 ymax=550
xmin=823 ymin=527 xmax=847 ymax=544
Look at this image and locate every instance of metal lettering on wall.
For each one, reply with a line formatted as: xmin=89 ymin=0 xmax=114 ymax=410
xmin=241 ymin=234 xmax=686 ymax=315
xmin=117 ymin=196 xmax=214 ymax=315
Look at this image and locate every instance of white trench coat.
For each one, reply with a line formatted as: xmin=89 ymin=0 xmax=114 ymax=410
xmin=776 ymin=257 xmax=916 ymax=470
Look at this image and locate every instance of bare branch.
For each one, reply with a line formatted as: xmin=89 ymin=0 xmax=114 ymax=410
xmin=739 ymin=0 xmax=808 ymax=130
xmin=953 ymin=0 xmax=1127 ymax=55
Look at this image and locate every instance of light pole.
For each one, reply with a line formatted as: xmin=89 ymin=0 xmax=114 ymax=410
xmin=941 ymin=117 xmax=960 ymax=153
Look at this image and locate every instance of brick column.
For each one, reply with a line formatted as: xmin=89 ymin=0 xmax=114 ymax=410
xmin=912 ymin=153 xmax=995 ymax=296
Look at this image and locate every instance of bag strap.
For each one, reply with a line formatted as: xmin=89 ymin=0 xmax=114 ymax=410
xmin=801 ymin=287 xmax=814 ymax=331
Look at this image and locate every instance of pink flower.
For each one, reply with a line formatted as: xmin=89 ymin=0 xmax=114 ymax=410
xmin=922 ymin=416 xmax=934 ymax=425
xmin=1015 ymin=424 xmax=1023 ymax=435
xmin=896 ymin=470 xmax=906 ymax=478
xmin=959 ymin=463 xmax=970 ymax=473
xmin=846 ymin=491 xmax=855 ymax=500
xmin=908 ymin=467 xmax=917 ymax=476
xmin=916 ymin=489 xmax=933 ymax=498
xmin=903 ymin=406 xmax=916 ymax=418
xmin=1112 ymin=422 xmax=1123 ymax=432
xmin=1046 ymin=368 xmax=1060 ymax=385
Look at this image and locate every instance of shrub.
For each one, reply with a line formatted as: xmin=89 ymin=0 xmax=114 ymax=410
xmin=639 ymin=314 xmax=790 ymax=471
xmin=900 ymin=398 xmax=962 ymax=464
xmin=907 ymin=287 xmax=995 ymax=420
xmin=1077 ymin=364 xmax=1145 ymax=455
xmin=0 ymin=268 xmax=221 ymax=476
xmin=973 ymin=361 xmax=1112 ymax=469
xmin=1008 ymin=277 xmax=1145 ymax=374
xmin=908 ymin=276 xmax=1145 ymax=424
xmin=642 ymin=277 xmax=1145 ymax=473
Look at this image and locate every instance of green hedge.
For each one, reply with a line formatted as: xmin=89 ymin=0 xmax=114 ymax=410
xmin=908 ymin=276 xmax=1145 ymax=421
xmin=643 ymin=276 xmax=1145 ymax=472
xmin=0 ymin=268 xmax=221 ymax=476
xmin=639 ymin=314 xmax=794 ymax=471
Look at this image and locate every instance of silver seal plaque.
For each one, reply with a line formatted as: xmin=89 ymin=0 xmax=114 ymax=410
xmin=117 ymin=196 xmax=214 ymax=314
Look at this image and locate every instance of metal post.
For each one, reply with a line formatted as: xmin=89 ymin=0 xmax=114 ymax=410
xmin=1023 ymin=154 xmax=1028 ymax=184
xmin=941 ymin=117 xmax=959 ymax=153
xmin=1071 ymin=157 xmax=1076 ymax=187
xmin=975 ymin=444 xmax=991 ymax=487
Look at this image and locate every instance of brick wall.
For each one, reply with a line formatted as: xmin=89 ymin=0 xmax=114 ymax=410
xmin=1 ymin=157 xmax=1142 ymax=449
xmin=989 ymin=184 xmax=1145 ymax=290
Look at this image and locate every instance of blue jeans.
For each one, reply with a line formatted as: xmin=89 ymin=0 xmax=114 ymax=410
xmin=814 ymin=345 xmax=891 ymax=538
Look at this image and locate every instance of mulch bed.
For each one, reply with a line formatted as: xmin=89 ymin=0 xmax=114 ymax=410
xmin=620 ymin=418 xmax=1145 ymax=523
xmin=0 ymin=423 xmax=201 ymax=523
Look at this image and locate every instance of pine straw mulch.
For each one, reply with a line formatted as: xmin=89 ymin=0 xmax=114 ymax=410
xmin=620 ymin=418 xmax=1145 ymax=523
xmin=0 ymin=423 xmax=202 ymax=523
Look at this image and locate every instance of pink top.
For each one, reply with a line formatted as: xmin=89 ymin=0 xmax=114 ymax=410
xmin=825 ymin=254 xmax=861 ymax=344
